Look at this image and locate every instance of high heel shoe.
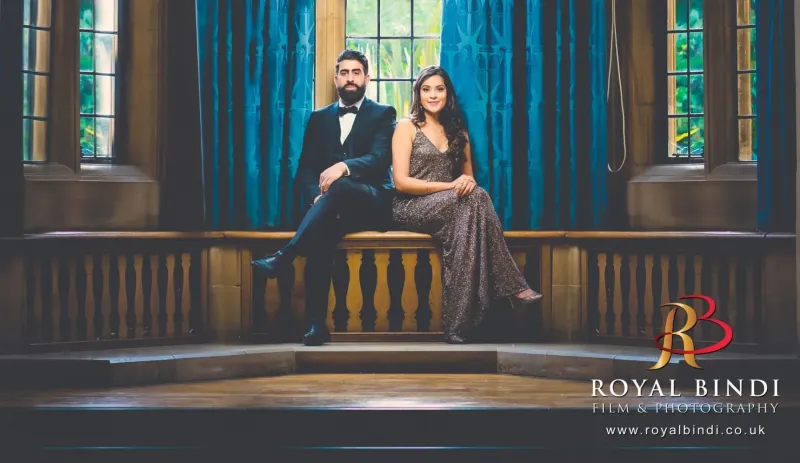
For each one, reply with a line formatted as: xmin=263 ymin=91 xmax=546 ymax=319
xmin=509 ymin=290 xmax=543 ymax=311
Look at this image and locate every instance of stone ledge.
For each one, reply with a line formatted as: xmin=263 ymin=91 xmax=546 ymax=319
xmin=1 ymin=343 xmax=797 ymax=389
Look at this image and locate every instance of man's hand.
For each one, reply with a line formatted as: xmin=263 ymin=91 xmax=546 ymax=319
xmin=313 ymin=195 xmax=321 ymax=204
xmin=319 ymin=162 xmax=348 ymax=193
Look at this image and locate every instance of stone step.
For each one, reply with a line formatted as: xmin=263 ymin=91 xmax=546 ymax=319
xmin=1 ymin=343 xmax=798 ymax=389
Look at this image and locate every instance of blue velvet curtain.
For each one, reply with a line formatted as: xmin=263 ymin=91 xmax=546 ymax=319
xmin=440 ymin=0 xmax=515 ymax=228
xmin=757 ymin=0 xmax=796 ymax=232
xmin=195 ymin=0 xmax=315 ymax=230
xmin=440 ymin=0 xmax=608 ymax=230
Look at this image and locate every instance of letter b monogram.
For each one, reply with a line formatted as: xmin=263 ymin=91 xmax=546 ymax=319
xmin=649 ymin=295 xmax=733 ymax=370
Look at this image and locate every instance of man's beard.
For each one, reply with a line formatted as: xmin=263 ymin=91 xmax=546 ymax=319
xmin=337 ymin=83 xmax=366 ymax=105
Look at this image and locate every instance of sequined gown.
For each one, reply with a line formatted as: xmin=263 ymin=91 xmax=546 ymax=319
xmin=391 ymin=129 xmax=530 ymax=341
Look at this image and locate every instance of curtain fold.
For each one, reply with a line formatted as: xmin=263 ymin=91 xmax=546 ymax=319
xmin=757 ymin=0 xmax=796 ymax=232
xmin=440 ymin=0 xmax=515 ymax=228
xmin=441 ymin=0 xmax=608 ymax=230
xmin=195 ymin=0 xmax=315 ymax=230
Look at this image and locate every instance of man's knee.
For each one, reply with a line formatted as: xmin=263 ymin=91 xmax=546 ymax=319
xmin=326 ymin=176 xmax=360 ymax=199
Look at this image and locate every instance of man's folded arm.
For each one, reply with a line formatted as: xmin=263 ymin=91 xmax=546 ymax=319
xmin=343 ymin=106 xmax=397 ymax=180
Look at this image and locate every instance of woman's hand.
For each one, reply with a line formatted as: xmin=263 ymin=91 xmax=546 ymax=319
xmin=451 ymin=175 xmax=476 ymax=198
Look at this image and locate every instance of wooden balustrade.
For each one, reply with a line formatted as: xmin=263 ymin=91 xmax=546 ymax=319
xmin=0 ymin=231 xmax=794 ymax=353
xmin=231 ymin=231 xmax=551 ymax=342
xmin=2 ymin=233 xmax=213 ymax=351
xmin=573 ymin=232 xmax=794 ymax=352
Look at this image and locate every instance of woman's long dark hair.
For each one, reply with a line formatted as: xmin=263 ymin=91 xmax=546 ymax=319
xmin=409 ymin=66 xmax=468 ymax=165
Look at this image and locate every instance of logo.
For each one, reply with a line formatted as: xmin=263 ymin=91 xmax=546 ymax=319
xmin=649 ymin=294 xmax=733 ymax=370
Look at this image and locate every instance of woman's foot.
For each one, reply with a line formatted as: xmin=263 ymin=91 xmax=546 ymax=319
xmin=445 ymin=334 xmax=467 ymax=344
xmin=509 ymin=288 xmax=543 ymax=310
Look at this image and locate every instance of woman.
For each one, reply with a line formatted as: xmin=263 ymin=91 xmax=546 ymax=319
xmin=391 ymin=66 xmax=542 ymax=344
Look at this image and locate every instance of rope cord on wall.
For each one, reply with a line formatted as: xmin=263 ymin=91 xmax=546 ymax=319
xmin=606 ymin=0 xmax=627 ymax=173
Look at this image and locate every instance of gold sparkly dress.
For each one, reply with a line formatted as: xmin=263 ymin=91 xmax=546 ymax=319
xmin=391 ymin=128 xmax=530 ymax=342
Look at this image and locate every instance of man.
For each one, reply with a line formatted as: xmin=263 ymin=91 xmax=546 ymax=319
xmin=251 ymin=50 xmax=397 ymax=346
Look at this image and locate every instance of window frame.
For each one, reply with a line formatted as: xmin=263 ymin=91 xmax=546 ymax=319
xmin=656 ymin=0 xmax=754 ymax=172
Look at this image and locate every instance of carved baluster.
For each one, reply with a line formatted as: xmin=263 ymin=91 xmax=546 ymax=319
xmin=627 ymin=253 xmax=638 ymax=337
xmin=693 ymin=255 xmax=704 ymax=340
xmin=67 ymin=256 xmax=78 ymax=341
xmin=643 ymin=254 xmax=654 ymax=336
xmin=744 ymin=259 xmax=756 ymax=341
xmin=292 ymin=257 xmax=307 ymax=336
xmin=612 ymin=253 xmax=623 ymax=336
xmin=326 ymin=279 xmax=336 ymax=333
xmin=32 ymin=258 xmax=43 ymax=343
xmin=428 ymin=251 xmax=443 ymax=333
xmin=597 ymin=253 xmax=607 ymax=335
xmin=346 ymin=250 xmax=363 ymax=332
xmin=374 ymin=250 xmax=391 ymax=332
xmin=100 ymin=254 xmax=112 ymax=338
xmin=511 ymin=251 xmax=528 ymax=333
xmin=727 ymin=257 xmax=738 ymax=333
xmin=181 ymin=253 xmax=192 ymax=335
xmin=50 ymin=257 xmax=60 ymax=342
xmin=134 ymin=254 xmax=144 ymax=338
xmin=659 ymin=254 xmax=670 ymax=327
xmin=83 ymin=256 xmax=95 ymax=340
xmin=149 ymin=254 xmax=160 ymax=336
xmin=401 ymin=250 xmax=418 ymax=332
xmin=166 ymin=254 xmax=176 ymax=336
xmin=117 ymin=255 xmax=128 ymax=337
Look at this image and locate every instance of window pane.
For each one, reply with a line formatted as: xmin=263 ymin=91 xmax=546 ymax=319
xmin=736 ymin=1 xmax=757 ymax=161
xmin=671 ymin=0 xmax=688 ymax=30
xmin=96 ymin=75 xmax=115 ymax=115
xmin=344 ymin=38 xmax=378 ymax=75
xmin=414 ymin=0 xmax=442 ymax=36
xmin=80 ymin=117 xmax=95 ymax=156
xmin=347 ymin=0 xmax=378 ymax=37
xmin=689 ymin=0 xmax=703 ymax=29
xmin=413 ymin=39 xmax=440 ymax=77
xmin=80 ymin=0 xmax=93 ymax=29
xmin=95 ymin=0 xmax=118 ymax=32
xmin=94 ymin=33 xmax=117 ymax=74
xmin=81 ymin=74 xmax=95 ymax=114
xmin=667 ymin=33 xmax=688 ymax=72
xmin=689 ymin=117 xmax=704 ymax=156
xmin=737 ymin=73 xmax=756 ymax=116
xmin=381 ymin=0 xmax=411 ymax=36
xmin=25 ymin=0 xmax=53 ymax=27
xmin=95 ymin=117 xmax=114 ymax=156
xmin=690 ymin=75 xmax=703 ymax=114
xmin=23 ymin=29 xmax=51 ymax=72
xmin=81 ymin=0 xmax=118 ymax=162
xmin=22 ymin=0 xmax=52 ymax=162
xmin=23 ymin=74 xmax=49 ymax=118
xmin=737 ymin=28 xmax=756 ymax=71
xmin=80 ymin=32 xmax=94 ymax=71
xmin=346 ymin=0 xmax=441 ymax=111
xmin=379 ymin=81 xmax=412 ymax=117
xmin=379 ymin=39 xmax=412 ymax=79
xmin=688 ymin=31 xmax=703 ymax=71
xmin=737 ymin=0 xmax=756 ymax=26
xmin=667 ymin=0 xmax=702 ymax=161
xmin=739 ymin=118 xmax=757 ymax=161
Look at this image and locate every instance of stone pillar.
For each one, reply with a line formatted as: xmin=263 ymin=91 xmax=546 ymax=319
xmin=207 ymin=246 xmax=244 ymax=343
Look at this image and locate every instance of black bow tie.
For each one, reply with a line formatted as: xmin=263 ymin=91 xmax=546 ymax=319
xmin=338 ymin=105 xmax=358 ymax=116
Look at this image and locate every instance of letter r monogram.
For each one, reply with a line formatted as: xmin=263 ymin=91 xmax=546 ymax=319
xmin=648 ymin=295 xmax=733 ymax=370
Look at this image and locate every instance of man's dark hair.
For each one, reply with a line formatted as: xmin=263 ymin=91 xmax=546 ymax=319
xmin=336 ymin=49 xmax=369 ymax=75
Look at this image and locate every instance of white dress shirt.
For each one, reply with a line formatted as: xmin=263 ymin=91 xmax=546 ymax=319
xmin=337 ymin=95 xmax=365 ymax=177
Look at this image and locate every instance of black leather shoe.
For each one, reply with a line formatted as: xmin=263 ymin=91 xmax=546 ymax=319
xmin=302 ymin=325 xmax=331 ymax=346
xmin=251 ymin=250 xmax=292 ymax=279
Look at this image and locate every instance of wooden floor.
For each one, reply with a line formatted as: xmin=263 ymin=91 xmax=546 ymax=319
xmin=2 ymin=373 xmax=798 ymax=409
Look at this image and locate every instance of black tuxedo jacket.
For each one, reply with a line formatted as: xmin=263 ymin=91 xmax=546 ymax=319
xmin=295 ymin=98 xmax=397 ymax=213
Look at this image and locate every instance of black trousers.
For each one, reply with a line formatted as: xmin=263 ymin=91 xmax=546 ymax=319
xmin=285 ymin=177 xmax=393 ymax=328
